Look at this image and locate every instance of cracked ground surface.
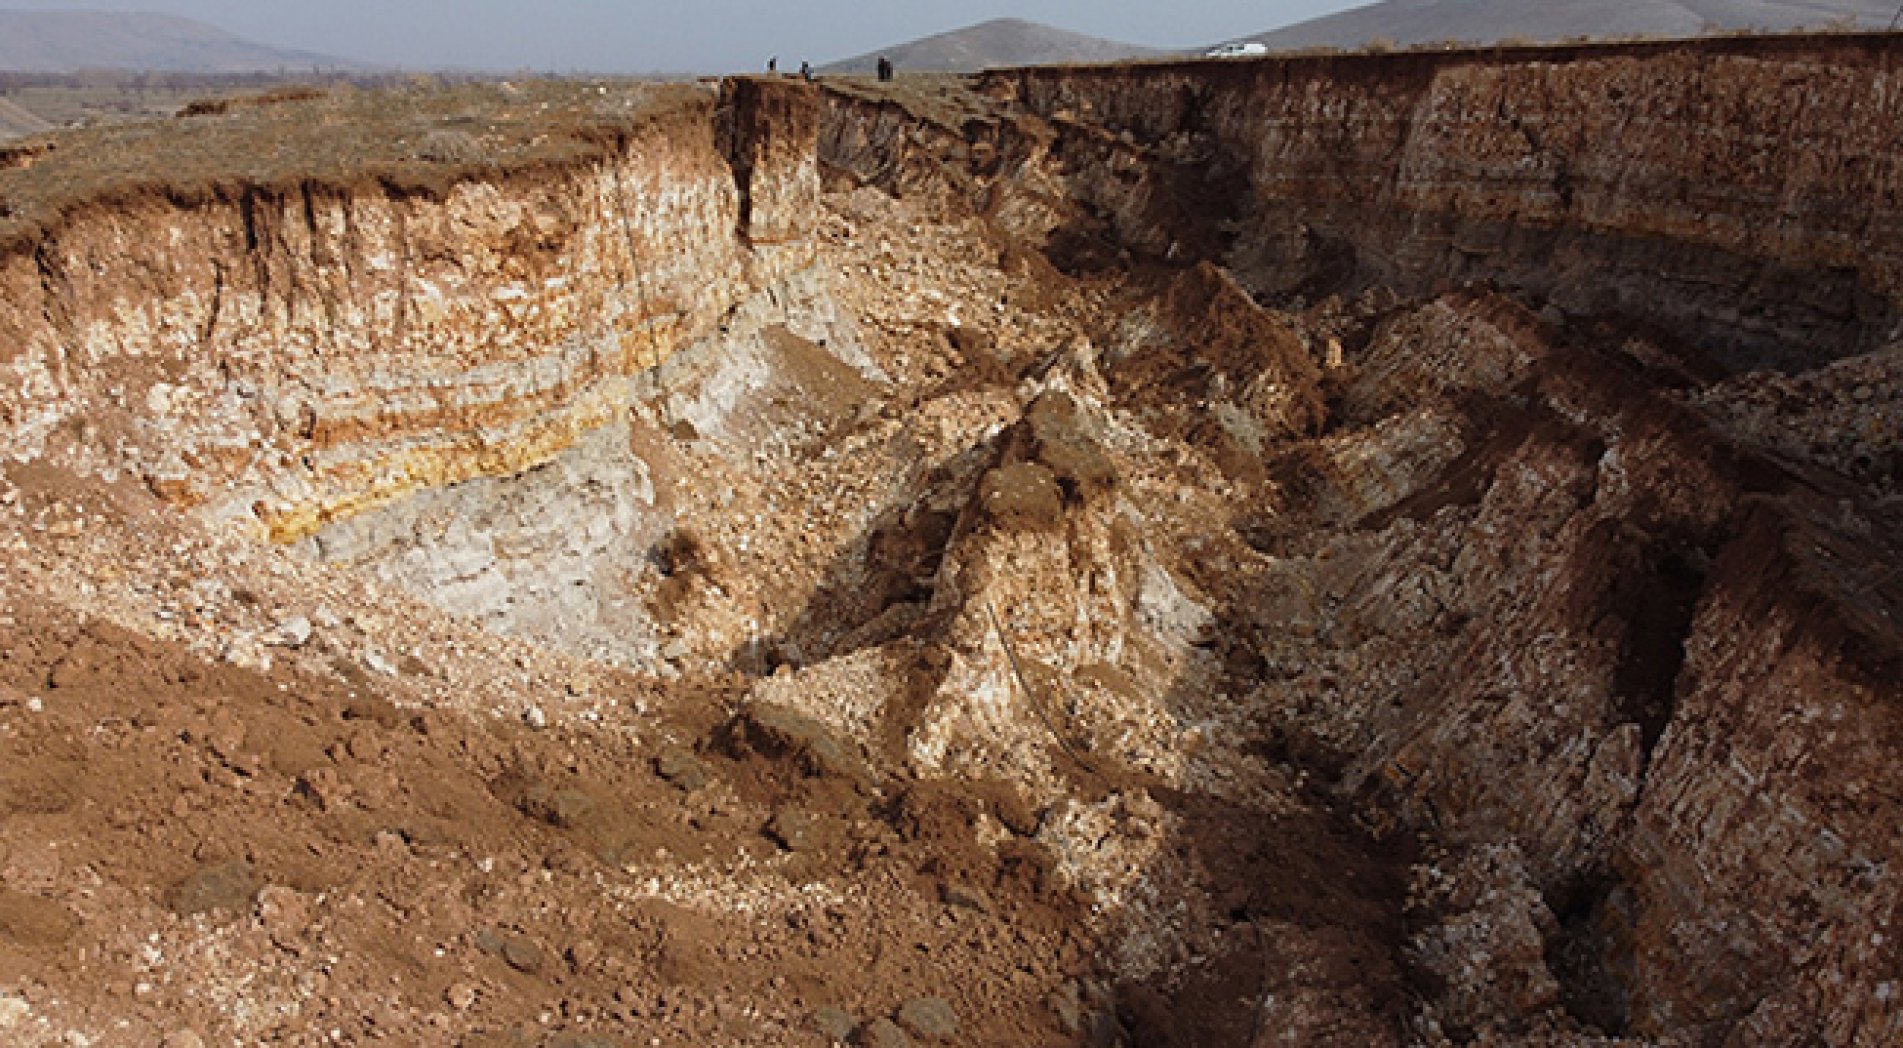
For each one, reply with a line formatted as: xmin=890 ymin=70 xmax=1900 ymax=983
xmin=2 ymin=69 xmax=1901 ymax=1048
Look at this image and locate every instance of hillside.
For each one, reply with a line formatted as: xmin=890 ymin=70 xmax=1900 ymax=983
xmin=820 ymin=17 xmax=1160 ymax=74
xmin=0 ymin=10 xmax=348 ymax=72
xmin=1240 ymin=0 xmax=1896 ymax=50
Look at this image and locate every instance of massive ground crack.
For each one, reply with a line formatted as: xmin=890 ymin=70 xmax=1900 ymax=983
xmin=2 ymin=44 xmax=1901 ymax=1045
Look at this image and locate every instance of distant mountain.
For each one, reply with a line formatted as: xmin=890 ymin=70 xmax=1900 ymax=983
xmin=0 ymin=10 xmax=351 ymax=72
xmin=820 ymin=17 xmax=1162 ymax=74
xmin=1233 ymin=0 xmax=1895 ymax=52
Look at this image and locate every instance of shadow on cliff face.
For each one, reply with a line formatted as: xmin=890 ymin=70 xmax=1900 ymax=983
xmin=1123 ymin=294 xmax=1776 ymax=1040
xmin=1212 ymin=295 xmax=1903 ymax=1041
xmin=1107 ymin=719 xmax=1423 ymax=1047
xmin=1034 ymin=116 xmax=1251 ymax=283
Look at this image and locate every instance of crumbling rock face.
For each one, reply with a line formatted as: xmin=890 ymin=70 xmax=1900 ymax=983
xmin=718 ymin=77 xmax=823 ymax=247
xmin=0 ymin=83 xmax=825 ymax=546
xmin=985 ymin=35 xmax=1903 ymax=372
xmin=1 ymin=36 xmax=1900 ymax=1048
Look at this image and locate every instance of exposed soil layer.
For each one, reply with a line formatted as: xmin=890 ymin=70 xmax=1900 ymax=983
xmin=2 ymin=36 xmax=1901 ymax=1048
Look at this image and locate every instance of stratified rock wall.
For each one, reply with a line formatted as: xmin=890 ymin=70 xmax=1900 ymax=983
xmin=989 ymin=35 xmax=1903 ymax=370
xmin=0 ymin=81 xmax=823 ymax=543
xmin=943 ymin=39 xmax=1903 ymax=1041
xmin=1620 ymin=501 xmax=1902 ymax=1041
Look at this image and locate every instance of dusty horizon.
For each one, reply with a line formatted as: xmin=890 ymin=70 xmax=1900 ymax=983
xmin=0 ymin=1 xmax=1367 ymax=73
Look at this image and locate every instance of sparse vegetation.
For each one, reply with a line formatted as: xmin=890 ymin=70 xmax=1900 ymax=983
xmin=0 ymin=70 xmax=399 ymax=136
xmin=174 ymin=83 xmax=330 ymax=118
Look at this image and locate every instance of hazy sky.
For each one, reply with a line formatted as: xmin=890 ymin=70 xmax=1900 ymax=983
xmin=0 ymin=1 xmax=1372 ymax=73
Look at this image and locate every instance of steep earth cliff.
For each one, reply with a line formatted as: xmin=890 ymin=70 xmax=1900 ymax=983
xmin=0 ymin=34 xmax=1898 ymax=1048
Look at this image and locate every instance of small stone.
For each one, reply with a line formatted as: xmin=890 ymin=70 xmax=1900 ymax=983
xmin=511 ymin=784 xmax=596 ymax=829
xmin=894 ymin=998 xmax=957 ymax=1042
xmin=472 ymin=927 xmax=546 ymax=974
xmin=939 ymin=883 xmax=990 ymax=913
xmin=0 ymin=994 xmax=31 ymax=1029
xmin=364 ymin=650 xmax=397 ymax=676
xmin=855 ymin=1017 xmax=911 ymax=1048
xmin=654 ymin=746 xmax=710 ymax=791
xmin=568 ymin=939 xmax=601 ymax=971
xmin=167 ymin=860 xmax=260 ymax=917
xmin=270 ymin=616 xmax=313 ymax=648
xmin=765 ymin=807 xmax=819 ymax=852
xmin=256 ymin=885 xmax=312 ymax=950
xmin=445 ymin=982 xmax=479 ymax=1011
xmin=345 ymin=730 xmax=384 ymax=763
xmin=523 ymin=706 xmax=549 ymax=731
xmin=813 ymin=1005 xmax=857 ymax=1043
xmin=159 ymin=1033 xmax=204 ymax=1048
xmin=501 ymin=934 xmax=545 ymax=974
xmin=206 ymin=712 xmax=247 ymax=762
xmin=1047 ymin=984 xmax=1083 ymax=1035
xmin=721 ymin=703 xmax=873 ymax=786
xmin=988 ymin=791 xmax=1040 ymax=836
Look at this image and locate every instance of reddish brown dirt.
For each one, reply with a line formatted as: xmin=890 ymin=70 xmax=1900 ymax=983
xmin=0 ymin=596 xmax=1104 ymax=1046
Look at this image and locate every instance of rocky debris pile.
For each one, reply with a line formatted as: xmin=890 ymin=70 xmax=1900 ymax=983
xmin=1693 ymin=341 xmax=1903 ymax=501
